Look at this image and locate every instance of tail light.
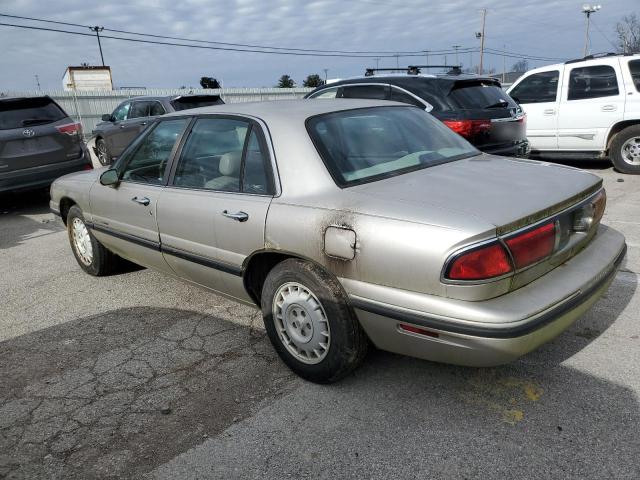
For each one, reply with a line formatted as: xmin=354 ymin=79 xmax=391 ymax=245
xmin=56 ymin=122 xmax=83 ymax=137
xmin=505 ymin=222 xmax=556 ymax=269
xmin=446 ymin=242 xmax=513 ymax=280
xmin=443 ymin=119 xmax=491 ymax=138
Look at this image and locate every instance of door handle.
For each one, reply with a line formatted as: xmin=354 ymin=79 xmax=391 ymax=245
xmin=131 ymin=196 xmax=150 ymax=206
xmin=222 ymin=210 xmax=249 ymax=222
xmin=543 ymin=109 xmax=556 ymax=115
xmin=140 ymin=121 xmax=148 ymax=126
xmin=120 ymin=124 xmax=127 ymax=128
xmin=601 ymin=105 xmax=617 ymax=112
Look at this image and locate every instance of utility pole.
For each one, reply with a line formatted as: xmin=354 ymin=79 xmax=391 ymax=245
xmin=477 ymin=8 xmax=487 ymax=75
xmin=89 ymin=26 xmax=105 ymax=66
xmin=502 ymin=44 xmax=506 ymax=84
xmin=424 ymin=50 xmax=429 ymax=65
xmin=395 ymin=54 xmax=400 ymax=70
xmin=34 ymin=74 xmax=41 ymax=91
xmin=373 ymin=58 xmax=380 ymax=70
xmin=582 ymin=4 xmax=601 ymax=57
xmin=452 ymin=45 xmax=461 ymax=66
xmin=323 ymin=68 xmax=328 ymax=82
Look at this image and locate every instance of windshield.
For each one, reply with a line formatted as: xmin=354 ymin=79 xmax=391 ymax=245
xmin=306 ymin=106 xmax=479 ymax=187
xmin=0 ymin=97 xmax=66 ymax=130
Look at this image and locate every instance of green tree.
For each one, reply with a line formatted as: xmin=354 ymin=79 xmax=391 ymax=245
xmin=615 ymin=14 xmax=640 ymax=53
xmin=200 ymin=77 xmax=221 ymax=89
xmin=303 ymin=74 xmax=324 ymax=88
xmin=277 ymin=74 xmax=295 ymax=88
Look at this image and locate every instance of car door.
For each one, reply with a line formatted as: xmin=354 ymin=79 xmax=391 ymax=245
xmin=89 ymin=117 xmax=190 ymax=273
xmin=157 ymin=116 xmax=275 ymax=301
xmin=507 ymin=69 xmax=561 ymax=150
xmin=557 ymin=61 xmax=625 ymax=151
xmin=111 ymin=100 xmax=154 ymax=154
xmin=101 ymin=101 xmax=133 ymax=155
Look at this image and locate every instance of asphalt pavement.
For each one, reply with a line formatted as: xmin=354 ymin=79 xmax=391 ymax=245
xmin=0 ymin=160 xmax=639 ymax=479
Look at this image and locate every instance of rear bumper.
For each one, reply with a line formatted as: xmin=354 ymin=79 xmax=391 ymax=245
xmin=347 ymin=225 xmax=626 ymax=367
xmin=480 ymin=139 xmax=530 ymax=158
xmin=0 ymin=148 xmax=91 ymax=193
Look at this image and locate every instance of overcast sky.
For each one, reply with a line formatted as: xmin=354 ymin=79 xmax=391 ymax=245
xmin=0 ymin=0 xmax=637 ymax=91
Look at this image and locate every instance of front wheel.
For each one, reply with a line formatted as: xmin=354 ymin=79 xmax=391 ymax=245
xmin=67 ymin=205 xmax=122 ymax=276
xmin=610 ymin=125 xmax=640 ymax=174
xmin=261 ymin=259 xmax=368 ymax=383
xmin=95 ymin=138 xmax=111 ymax=166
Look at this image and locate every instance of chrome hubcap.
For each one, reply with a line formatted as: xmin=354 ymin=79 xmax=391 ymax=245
xmin=621 ymin=136 xmax=640 ymax=166
xmin=272 ymin=282 xmax=330 ymax=364
xmin=71 ymin=217 xmax=93 ymax=265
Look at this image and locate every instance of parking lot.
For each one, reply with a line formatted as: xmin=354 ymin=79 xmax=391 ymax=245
xmin=0 ymin=160 xmax=639 ymax=479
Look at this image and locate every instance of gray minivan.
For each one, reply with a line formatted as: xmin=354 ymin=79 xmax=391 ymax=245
xmin=0 ymin=96 xmax=91 ymax=194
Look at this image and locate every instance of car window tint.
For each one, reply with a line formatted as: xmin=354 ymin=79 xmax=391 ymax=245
xmin=309 ymin=87 xmax=339 ymax=99
xmin=448 ymin=81 xmax=518 ymax=109
xmin=120 ymin=119 xmax=188 ymax=185
xmin=509 ymin=71 xmax=559 ymax=104
xmin=149 ymin=102 xmax=166 ymax=116
xmin=129 ymin=101 xmax=151 ymax=119
xmin=112 ymin=102 xmax=131 ymax=121
xmin=173 ymin=118 xmax=250 ymax=192
xmin=629 ymin=59 xmax=640 ymax=93
xmin=0 ymin=97 xmax=66 ymax=130
xmin=340 ymin=85 xmax=389 ymax=100
xmin=568 ymin=65 xmax=619 ymax=100
xmin=390 ymin=87 xmax=427 ymax=108
xmin=242 ymin=129 xmax=272 ymax=194
xmin=307 ymin=106 xmax=478 ymax=187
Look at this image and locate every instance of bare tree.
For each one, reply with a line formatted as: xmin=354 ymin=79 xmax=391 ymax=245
xmin=511 ymin=59 xmax=529 ymax=73
xmin=615 ymin=14 xmax=640 ymax=53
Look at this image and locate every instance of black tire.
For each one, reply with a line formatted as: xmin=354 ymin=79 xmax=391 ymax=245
xmin=95 ymin=138 xmax=111 ymax=166
xmin=261 ymin=258 xmax=368 ymax=383
xmin=66 ymin=205 xmax=121 ymax=276
xmin=610 ymin=125 xmax=640 ymax=174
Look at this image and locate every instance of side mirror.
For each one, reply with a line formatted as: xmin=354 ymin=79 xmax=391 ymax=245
xmin=99 ymin=168 xmax=120 ymax=186
xmin=101 ymin=114 xmax=114 ymax=122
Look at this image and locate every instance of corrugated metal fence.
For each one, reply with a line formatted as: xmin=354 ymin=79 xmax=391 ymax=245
xmin=2 ymin=88 xmax=313 ymax=136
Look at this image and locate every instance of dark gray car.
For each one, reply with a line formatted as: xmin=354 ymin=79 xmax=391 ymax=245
xmin=92 ymin=94 xmax=224 ymax=165
xmin=0 ymin=96 xmax=91 ymax=194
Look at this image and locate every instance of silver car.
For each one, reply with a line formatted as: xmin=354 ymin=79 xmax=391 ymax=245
xmin=50 ymin=100 xmax=626 ymax=383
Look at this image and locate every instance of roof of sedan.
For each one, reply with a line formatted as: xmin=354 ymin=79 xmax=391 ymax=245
xmin=162 ymin=98 xmax=407 ymax=122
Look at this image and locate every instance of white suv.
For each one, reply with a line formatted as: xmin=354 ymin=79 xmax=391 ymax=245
xmin=507 ymin=54 xmax=640 ymax=174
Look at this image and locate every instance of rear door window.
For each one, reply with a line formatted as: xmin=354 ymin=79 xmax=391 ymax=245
xmin=509 ymin=71 xmax=559 ymax=104
xmin=340 ymin=85 xmax=390 ymax=100
xmin=628 ymin=59 xmax=640 ymax=93
xmin=568 ymin=65 xmax=619 ymax=100
xmin=0 ymin=97 xmax=66 ymax=130
xmin=149 ymin=101 xmax=166 ymax=116
xmin=129 ymin=101 xmax=152 ymax=119
xmin=448 ymin=81 xmax=518 ymax=109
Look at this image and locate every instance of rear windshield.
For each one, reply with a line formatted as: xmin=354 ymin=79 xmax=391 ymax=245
xmin=0 ymin=97 xmax=67 ymax=130
xmin=171 ymin=96 xmax=225 ymax=111
xmin=307 ymin=106 xmax=479 ymax=187
xmin=447 ymin=81 xmax=518 ymax=110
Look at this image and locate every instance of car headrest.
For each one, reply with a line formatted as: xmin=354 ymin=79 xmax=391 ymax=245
xmin=219 ymin=151 xmax=242 ymax=176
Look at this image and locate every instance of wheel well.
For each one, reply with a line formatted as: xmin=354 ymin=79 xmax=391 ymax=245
xmin=607 ymin=121 xmax=640 ymax=150
xmin=243 ymin=252 xmax=300 ymax=307
xmin=58 ymin=197 xmax=76 ymax=225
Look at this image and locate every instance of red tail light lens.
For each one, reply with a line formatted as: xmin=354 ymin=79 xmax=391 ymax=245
xmin=447 ymin=242 xmax=513 ymax=280
xmin=443 ymin=119 xmax=491 ymax=138
xmin=56 ymin=122 xmax=83 ymax=136
xmin=505 ymin=222 xmax=555 ymax=269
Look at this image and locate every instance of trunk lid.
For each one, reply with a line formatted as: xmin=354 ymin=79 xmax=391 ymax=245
xmin=350 ymin=154 xmax=601 ymax=234
xmin=0 ymin=97 xmax=83 ymax=172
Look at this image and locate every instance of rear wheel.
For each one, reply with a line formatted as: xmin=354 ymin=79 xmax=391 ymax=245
xmin=610 ymin=125 xmax=640 ymax=174
xmin=95 ymin=138 xmax=111 ymax=166
xmin=67 ymin=205 xmax=121 ymax=276
xmin=261 ymin=259 xmax=368 ymax=383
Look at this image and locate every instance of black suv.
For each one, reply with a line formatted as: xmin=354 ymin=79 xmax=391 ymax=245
xmin=0 ymin=96 xmax=91 ymax=194
xmin=305 ymin=67 xmax=529 ymax=157
xmin=93 ymin=94 xmax=225 ymax=165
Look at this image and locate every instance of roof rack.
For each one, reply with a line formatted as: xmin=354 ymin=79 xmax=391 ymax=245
xmin=364 ymin=65 xmax=462 ymax=77
xmin=565 ymin=52 xmax=621 ymax=64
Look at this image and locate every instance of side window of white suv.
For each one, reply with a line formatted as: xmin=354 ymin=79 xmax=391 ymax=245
xmin=509 ymin=71 xmax=559 ymax=104
xmin=568 ymin=65 xmax=619 ymax=101
xmin=629 ymin=59 xmax=640 ymax=92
